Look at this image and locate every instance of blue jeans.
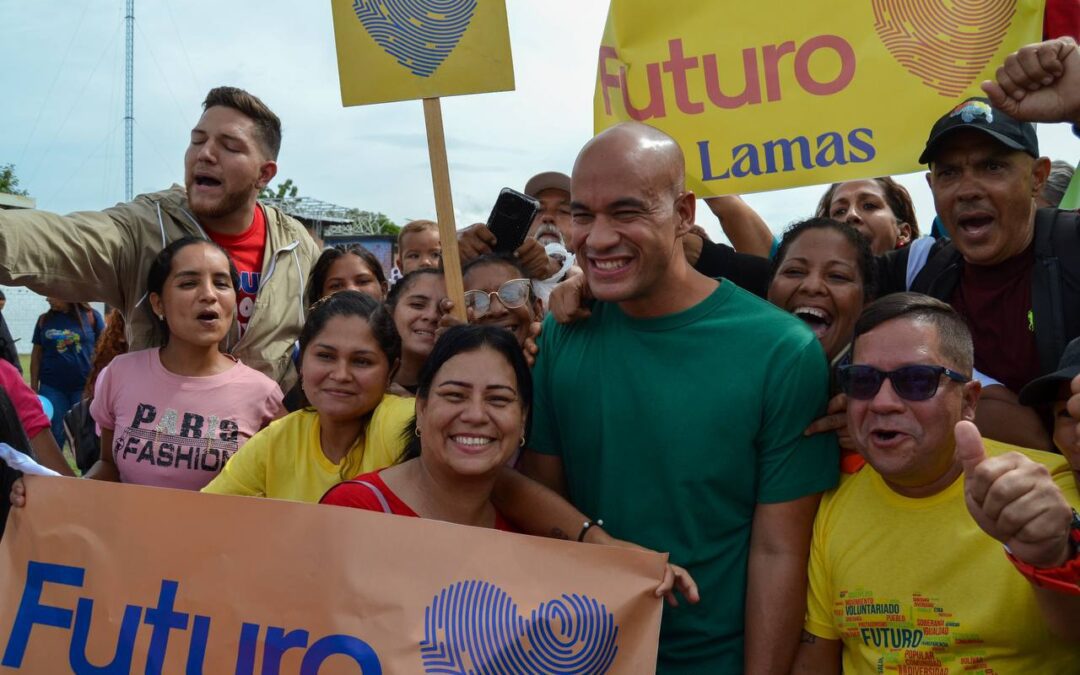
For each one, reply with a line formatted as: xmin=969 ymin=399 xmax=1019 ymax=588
xmin=37 ymin=383 xmax=82 ymax=448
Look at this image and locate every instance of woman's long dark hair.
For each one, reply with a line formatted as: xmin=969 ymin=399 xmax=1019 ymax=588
xmin=398 ymin=324 xmax=532 ymax=462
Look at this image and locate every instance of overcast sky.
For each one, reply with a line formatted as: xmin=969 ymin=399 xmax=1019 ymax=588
xmin=2 ymin=1 xmax=1078 ymax=244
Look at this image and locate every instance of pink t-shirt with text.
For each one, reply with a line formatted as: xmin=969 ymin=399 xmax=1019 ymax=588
xmin=90 ymin=348 xmax=284 ymax=490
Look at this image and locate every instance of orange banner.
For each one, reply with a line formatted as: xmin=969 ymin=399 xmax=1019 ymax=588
xmin=0 ymin=476 xmax=664 ymax=673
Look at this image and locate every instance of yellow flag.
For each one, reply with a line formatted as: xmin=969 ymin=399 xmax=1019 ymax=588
xmin=332 ymin=0 xmax=515 ymax=106
xmin=594 ymin=0 xmax=1044 ymax=196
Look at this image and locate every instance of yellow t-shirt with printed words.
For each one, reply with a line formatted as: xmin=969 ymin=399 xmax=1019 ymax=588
xmin=805 ymin=439 xmax=1079 ymax=674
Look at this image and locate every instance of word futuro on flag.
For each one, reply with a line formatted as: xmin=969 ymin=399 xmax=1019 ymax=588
xmin=593 ymin=0 xmax=1045 ymax=196
xmin=0 ymin=476 xmax=664 ymax=674
xmin=331 ymin=0 xmax=515 ymax=106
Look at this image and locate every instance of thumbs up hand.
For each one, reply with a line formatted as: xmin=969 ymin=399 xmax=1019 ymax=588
xmin=1068 ymin=374 xmax=1080 ymax=447
xmin=956 ymin=421 xmax=1073 ymax=568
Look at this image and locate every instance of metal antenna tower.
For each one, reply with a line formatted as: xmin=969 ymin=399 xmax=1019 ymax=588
xmin=124 ymin=0 xmax=134 ymax=201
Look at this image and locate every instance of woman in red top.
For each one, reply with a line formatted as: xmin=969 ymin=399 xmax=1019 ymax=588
xmin=323 ymin=324 xmax=699 ymax=603
xmin=321 ymin=324 xmax=525 ymax=530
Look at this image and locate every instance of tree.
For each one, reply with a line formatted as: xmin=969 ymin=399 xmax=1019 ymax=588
xmin=0 ymin=164 xmax=29 ymax=196
xmin=348 ymin=209 xmax=400 ymax=235
xmin=259 ymin=178 xmax=299 ymax=201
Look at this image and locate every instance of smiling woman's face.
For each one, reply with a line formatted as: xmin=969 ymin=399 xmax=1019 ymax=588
xmin=300 ymin=315 xmax=390 ymax=422
xmin=392 ymin=274 xmax=446 ymax=360
xmin=768 ymin=227 xmax=865 ymax=361
xmin=416 ymin=346 xmax=525 ymax=478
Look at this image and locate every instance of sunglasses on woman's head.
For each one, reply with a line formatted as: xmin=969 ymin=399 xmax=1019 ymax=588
xmin=836 ymin=364 xmax=970 ymax=401
xmin=464 ymin=279 xmax=531 ymax=318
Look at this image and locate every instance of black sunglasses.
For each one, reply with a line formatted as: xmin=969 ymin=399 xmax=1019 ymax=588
xmin=836 ymin=364 xmax=970 ymax=401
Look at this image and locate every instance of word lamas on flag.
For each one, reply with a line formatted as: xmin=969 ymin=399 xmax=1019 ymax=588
xmin=594 ymin=0 xmax=1044 ymax=195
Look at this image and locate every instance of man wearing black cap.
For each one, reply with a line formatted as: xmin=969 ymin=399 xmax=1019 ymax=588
xmin=1019 ymin=336 xmax=1080 ymax=493
xmin=875 ymin=93 xmax=1080 ymax=397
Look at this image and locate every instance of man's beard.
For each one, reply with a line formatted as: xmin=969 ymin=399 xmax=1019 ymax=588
xmin=188 ymin=180 xmax=257 ymax=222
xmin=533 ymin=223 xmax=564 ymax=246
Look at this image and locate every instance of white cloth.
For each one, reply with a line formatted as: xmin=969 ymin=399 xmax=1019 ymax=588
xmin=531 ymin=242 xmax=576 ymax=308
xmin=0 ymin=442 xmax=61 ymax=476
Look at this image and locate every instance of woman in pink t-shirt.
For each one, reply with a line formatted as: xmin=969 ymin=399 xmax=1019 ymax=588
xmin=83 ymin=237 xmax=284 ymax=490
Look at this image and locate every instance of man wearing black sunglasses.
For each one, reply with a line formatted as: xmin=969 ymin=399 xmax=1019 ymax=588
xmin=793 ymin=293 xmax=1080 ymax=672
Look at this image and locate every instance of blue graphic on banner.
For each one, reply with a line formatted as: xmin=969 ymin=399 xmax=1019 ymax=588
xmin=420 ymin=580 xmax=619 ymax=674
xmin=353 ymin=0 xmax=477 ymax=77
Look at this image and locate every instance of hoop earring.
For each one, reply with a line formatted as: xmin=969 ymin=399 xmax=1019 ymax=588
xmin=519 ymin=435 xmax=526 ymax=448
xmin=415 ymin=426 xmax=422 ymax=437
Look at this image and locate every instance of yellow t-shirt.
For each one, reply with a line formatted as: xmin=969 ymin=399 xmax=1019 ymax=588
xmin=201 ymin=394 xmax=415 ymax=503
xmin=805 ymin=439 xmax=1080 ymax=675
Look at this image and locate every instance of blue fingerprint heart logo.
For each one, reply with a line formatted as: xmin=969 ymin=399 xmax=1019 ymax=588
xmin=420 ymin=580 xmax=620 ymax=674
xmin=353 ymin=0 xmax=478 ymax=78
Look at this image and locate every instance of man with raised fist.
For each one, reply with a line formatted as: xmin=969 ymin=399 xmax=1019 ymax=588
xmin=792 ymin=293 xmax=1080 ymax=674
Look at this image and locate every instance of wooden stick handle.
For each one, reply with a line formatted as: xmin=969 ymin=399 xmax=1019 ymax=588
xmin=422 ymin=97 xmax=467 ymax=321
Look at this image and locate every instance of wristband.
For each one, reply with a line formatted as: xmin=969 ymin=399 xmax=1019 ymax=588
xmin=577 ymin=518 xmax=604 ymax=542
xmin=1005 ymin=509 xmax=1080 ymax=596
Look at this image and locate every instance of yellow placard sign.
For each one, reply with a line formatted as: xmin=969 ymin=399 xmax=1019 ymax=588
xmin=594 ymin=0 xmax=1044 ymax=196
xmin=332 ymin=0 xmax=515 ymax=106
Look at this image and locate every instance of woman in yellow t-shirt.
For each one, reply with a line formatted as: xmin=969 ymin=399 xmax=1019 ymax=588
xmin=203 ymin=291 xmax=413 ymax=502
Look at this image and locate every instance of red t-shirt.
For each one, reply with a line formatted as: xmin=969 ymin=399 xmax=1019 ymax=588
xmin=1044 ymin=0 xmax=1080 ymax=40
xmin=320 ymin=470 xmax=516 ymax=531
xmin=0 ymin=359 xmax=50 ymax=438
xmin=206 ymin=206 xmax=267 ymax=337
xmin=951 ymin=243 xmax=1040 ymax=393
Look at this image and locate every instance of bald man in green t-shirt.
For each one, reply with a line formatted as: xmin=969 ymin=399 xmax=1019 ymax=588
xmin=517 ymin=122 xmax=839 ymax=673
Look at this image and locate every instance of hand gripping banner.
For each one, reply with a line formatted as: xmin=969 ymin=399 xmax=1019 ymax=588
xmin=0 ymin=476 xmax=664 ymax=674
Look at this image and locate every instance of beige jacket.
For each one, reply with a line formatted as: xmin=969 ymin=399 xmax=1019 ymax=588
xmin=0 ymin=186 xmax=318 ymax=390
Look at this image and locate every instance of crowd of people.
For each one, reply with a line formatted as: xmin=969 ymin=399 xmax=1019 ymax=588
xmin=1 ymin=34 xmax=1079 ymax=674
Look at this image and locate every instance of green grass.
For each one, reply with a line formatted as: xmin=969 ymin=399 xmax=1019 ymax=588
xmin=18 ymin=354 xmax=30 ymax=386
xmin=16 ymin=353 xmax=79 ymax=473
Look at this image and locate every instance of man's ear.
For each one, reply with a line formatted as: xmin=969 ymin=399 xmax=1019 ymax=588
xmin=256 ymin=160 xmax=278 ymax=190
xmin=1030 ymin=156 xmax=1052 ymax=198
xmin=924 ymin=171 xmax=933 ymax=189
xmin=674 ymin=190 xmax=696 ymax=237
xmin=961 ymin=380 xmax=982 ymax=422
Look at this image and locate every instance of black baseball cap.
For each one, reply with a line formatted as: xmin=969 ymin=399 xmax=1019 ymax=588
xmin=919 ymin=97 xmax=1038 ymax=164
xmin=1018 ymin=337 xmax=1080 ymax=406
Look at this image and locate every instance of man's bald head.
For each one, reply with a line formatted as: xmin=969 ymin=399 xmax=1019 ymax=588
xmin=573 ymin=122 xmax=686 ymax=198
xmin=567 ymin=122 xmax=699 ymax=316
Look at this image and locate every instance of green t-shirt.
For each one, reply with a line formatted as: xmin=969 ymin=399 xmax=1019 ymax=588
xmin=529 ymin=281 xmax=839 ymax=673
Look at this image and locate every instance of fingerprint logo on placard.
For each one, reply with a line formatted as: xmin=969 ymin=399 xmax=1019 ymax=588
xmin=353 ymin=0 xmax=477 ymax=77
xmin=872 ymin=0 xmax=1016 ymax=97
xmin=420 ymin=580 xmax=620 ymax=674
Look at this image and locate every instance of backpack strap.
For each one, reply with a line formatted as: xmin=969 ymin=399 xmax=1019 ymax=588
xmin=340 ymin=479 xmax=394 ymax=514
xmin=908 ymin=239 xmax=962 ymax=300
xmin=1030 ymin=208 xmax=1075 ymax=373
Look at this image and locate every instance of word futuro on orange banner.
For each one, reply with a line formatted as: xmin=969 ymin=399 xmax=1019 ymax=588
xmin=0 ymin=476 xmax=664 ymax=673
xmin=594 ymin=0 xmax=1044 ymax=195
